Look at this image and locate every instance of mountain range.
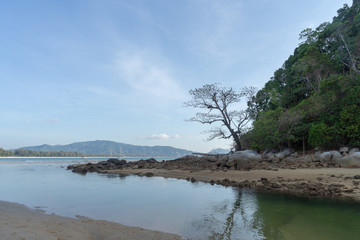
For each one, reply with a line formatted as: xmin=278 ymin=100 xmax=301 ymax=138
xmin=20 ymin=140 xmax=193 ymax=158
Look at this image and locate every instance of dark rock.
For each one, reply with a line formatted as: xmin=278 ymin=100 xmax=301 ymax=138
xmin=261 ymin=178 xmax=269 ymax=185
xmin=354 ymin=175 xmax=360 ymax=179
xmin=146 ymin=158 xmax=157 ymax=163
xmin=145 ymin=172 xmax=154 ymax=177
xmin=107 ymin=158 xmax=123 ymax=165
xmin=72 ymin=166 xmax=88 ymax=174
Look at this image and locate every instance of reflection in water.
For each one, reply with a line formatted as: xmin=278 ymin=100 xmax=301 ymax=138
xmin=2 ymin=162 xmax=360 ymax=240
xmin=194 ymin=189 xmax=264 ymax=240
xmin=256 ymin=192 xmax=360 ymax=240
xmin=193 ymin=188 xmax=360 ymax=240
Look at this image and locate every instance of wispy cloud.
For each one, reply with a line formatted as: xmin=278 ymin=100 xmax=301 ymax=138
xmin=46 ymin=118 xmax=60 ymax=123
xmin=138 ymin=133 xmax=180 ymax=140
xmin=191 ymin=0 xmax=245 ymax=66
xmin=114 ymin=48 xmax=185 ymax=99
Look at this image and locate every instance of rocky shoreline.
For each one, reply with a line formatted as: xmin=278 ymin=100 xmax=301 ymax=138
xmin=67 ymin=148 xmax=360 ymax=202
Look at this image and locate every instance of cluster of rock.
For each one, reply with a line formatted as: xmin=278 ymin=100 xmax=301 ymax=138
xmin=205 ymin=175 xmax=360 ymax=198
xmin=68 ymin=147 xmax=360 ymax=174
xmin=316 ymin=147 xmax=360 ymax=167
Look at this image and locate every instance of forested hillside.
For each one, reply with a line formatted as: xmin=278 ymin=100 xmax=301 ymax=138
xmin=244 ymin=0 xmax=360 ymax=151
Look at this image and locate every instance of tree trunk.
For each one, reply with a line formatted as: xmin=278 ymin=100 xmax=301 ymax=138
xmin=302 ymin=136 xmax=306 ymax=156
xmin=231 ymin=131 xmax=242 ymax=151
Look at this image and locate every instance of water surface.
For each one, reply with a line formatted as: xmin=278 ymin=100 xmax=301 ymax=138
xmin=0 ymin=159 xmax=359 ymax=239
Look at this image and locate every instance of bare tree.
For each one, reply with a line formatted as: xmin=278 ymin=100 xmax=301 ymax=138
xmin=184 ymin=83 xmax=256 ymax=151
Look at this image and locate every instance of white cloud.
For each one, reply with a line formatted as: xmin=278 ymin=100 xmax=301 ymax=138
xmin=114 ymin=49 xmax=185 ymax=99
xmin=138 ymin=134 xmax=180 ymax=140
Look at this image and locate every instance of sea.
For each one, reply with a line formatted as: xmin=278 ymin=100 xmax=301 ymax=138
xmin=1 ymin=157 xmax=360 ymax=240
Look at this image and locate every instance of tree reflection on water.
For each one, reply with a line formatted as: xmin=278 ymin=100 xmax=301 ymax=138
xmin=193 ymin=188 xmax=264 ymax=240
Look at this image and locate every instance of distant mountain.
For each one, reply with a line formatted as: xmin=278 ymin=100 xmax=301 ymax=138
xmin=20 ymin=140 xmax=192 ymax=158
xmin=207 ymin=148 xmax=230 ymax=154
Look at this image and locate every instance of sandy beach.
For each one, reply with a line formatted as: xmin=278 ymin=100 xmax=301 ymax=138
xmin=0 ymin=201 xmax=182 ymax=240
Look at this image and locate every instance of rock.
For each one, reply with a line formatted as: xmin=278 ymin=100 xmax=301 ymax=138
xmin=218 ymin=155 xmax=229 ymax=162
xmin=107 ymin=158 xmax=127 ymax=165
xmin=340 ymin=152 xmax=360 ymax=167
xmin=146 ymin=158 xmax=157 ymax=163
xmin=315 ymin=151 xmax=322 ymax=158
xmin=222 ymin=178 xmax=231 ymax=185
xmin=228 ymin=150 xmax=261 ymax=161
xmin=227 ymin=150 xmax=261 ymax=170
xmin=72 ymin=166 xmax=88 ymax=174
xmin=318 ymin=151 xmax=342 ymax=162
xmin=349 ymin=148 xmax=360 ymax=155
xmin=205 ymin=156 xmax=218 ymax=162
xmin=268 ymin=155 xmax=280 ymax=163
xmin=354 ymin=175 xmax=360 ymax=179
xmin=275 ymin=149 xmax=295 ymax=160
xmin=350 ymin=152 xmax=360 ymax=161
xmin=260 ymin=178 xmax=269 ymax=184
xmin=289 ymin=152 xmax=299 ymax=158
xmin=339 ymin=147 xmax=349 ymax=154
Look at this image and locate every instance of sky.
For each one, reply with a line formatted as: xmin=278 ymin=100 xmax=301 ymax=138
xmin=0 ymin=0 xmax=352 ymax=152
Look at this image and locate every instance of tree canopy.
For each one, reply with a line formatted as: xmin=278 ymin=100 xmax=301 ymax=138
xmin=245 ymin=0 xmax=360 ymax=151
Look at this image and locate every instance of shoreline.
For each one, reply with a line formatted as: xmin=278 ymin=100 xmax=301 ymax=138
xmin=99 ymin=168 xmax=360 ymax=202
xmin=0 ymin=156 xmax=175 ymax=159
xmin=67 ymin=153 xmax=360 ymax=202
xmin=0 ymin=200 xmax=183 ymax=240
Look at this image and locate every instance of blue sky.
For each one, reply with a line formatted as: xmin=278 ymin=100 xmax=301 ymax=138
xmin=0 ymin=0 xmax=352 ymax=152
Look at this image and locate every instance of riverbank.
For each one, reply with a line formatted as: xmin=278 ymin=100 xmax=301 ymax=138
xmin=68 ymin=153 xmax=360 ymax=201
xmin=102 ymin=168 xmax=360 ymax=202
xmin=0 ymin=200 xmax=182 ymax=240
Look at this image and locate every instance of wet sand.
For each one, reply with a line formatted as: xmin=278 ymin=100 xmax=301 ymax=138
xmin=0 ymin=201 xmax=182 ymax=240
xmin=104 ymin=168 xmax=360 ymax=201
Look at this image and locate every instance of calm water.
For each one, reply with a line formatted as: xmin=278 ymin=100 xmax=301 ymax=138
xmin=1 ymin=158 xmax=360 ymax=240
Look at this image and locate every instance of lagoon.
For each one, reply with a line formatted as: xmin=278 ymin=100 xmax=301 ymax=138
xmin=1 ymin=158 xmax=360 ymax=239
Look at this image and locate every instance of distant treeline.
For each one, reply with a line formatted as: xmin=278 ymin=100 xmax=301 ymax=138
xmin=0 ymin=148 xmax=84 ymax=157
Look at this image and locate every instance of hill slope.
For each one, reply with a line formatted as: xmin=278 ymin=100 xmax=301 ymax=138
xmin=20 ymin=140 xmax=192 ymax=157
xmin=245 ymin=0 xmax=360 ymax=150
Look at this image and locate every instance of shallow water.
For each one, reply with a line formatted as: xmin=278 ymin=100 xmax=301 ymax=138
xmin=1 ymin=159 xmax=360 ymax=240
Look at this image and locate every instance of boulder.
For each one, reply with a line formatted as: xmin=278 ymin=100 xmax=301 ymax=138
xmin=339 ymin=147 xmax=349 ymax=154
xmin=349 ymin=152 xmax=360 ymax=164
xmin=228 ymin=150 xmax=261 ymax=162
xmin=218 ymin=155 xmax=229 ymax=162
xmin=340 ymin=152 xmax=360 ymax=167
xmin=261 ymin=149 xmax=277 ymax=159
xmin=146 ymin=158 xmax=157 ymax=163
xmin=349 ymin=148 xmax=360 ymax=155
xmin=275 ymin=148 xmax=295 ymax=160
xmin=107 ymin=158 xmax=127 ymax=165
xmin=318 ymin=151 xmax=342 ymax=162
xmin=71 ymin=166 xmax=88 ymax=174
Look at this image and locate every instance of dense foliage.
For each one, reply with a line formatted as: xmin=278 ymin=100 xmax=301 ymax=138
xmin=245 ymin=0 xmax=360 ymax=150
